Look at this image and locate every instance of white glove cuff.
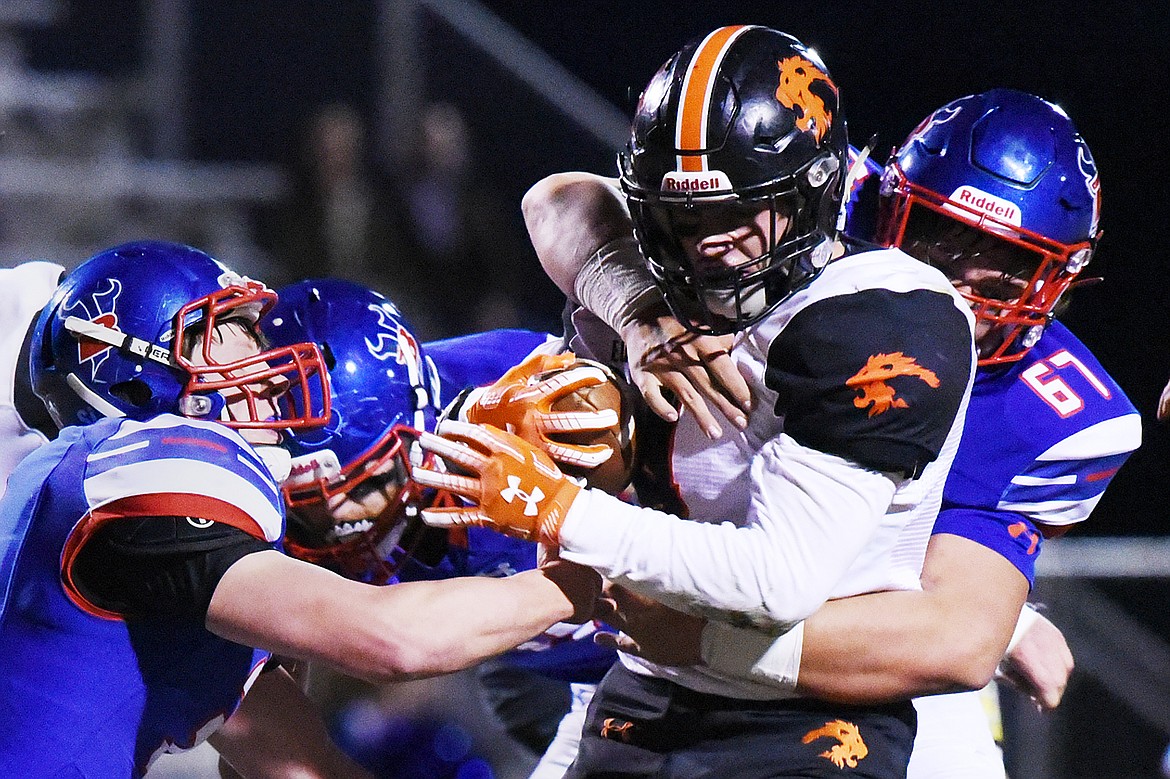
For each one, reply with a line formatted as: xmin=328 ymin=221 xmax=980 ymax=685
xmin=1005 ymin=602 xmax=1043 ymax=655
xmin=573 ymin=235 xmax=663 ymax=333
xmin=700 ymin=620 xmax=805 ymax=689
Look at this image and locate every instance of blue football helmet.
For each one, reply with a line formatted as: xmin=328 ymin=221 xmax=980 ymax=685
xmin=619 ymin=25 xmax=848 ymax=334
xmin=31 ymin=240 xmax=330 ymax=430
xmin=262 ymin=278 xmax=442 ymax=582
xmin=877 ymin=88 xmax=1101 ymax=364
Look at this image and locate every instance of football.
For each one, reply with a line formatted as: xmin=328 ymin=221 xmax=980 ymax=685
xmin=537 ymin=360 xmax=637 ymax=495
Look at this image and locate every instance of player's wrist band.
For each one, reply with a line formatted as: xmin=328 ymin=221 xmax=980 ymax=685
xmin=1005 ymin=602 xmax=1042 ymax=655
xmin=700 ymin=619 xmax=805 ymax=689
xmin=573 ymin=235 xmax=664 ymax=334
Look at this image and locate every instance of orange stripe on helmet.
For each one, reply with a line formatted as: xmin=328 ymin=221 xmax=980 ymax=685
xmin=676 ymin=25 xmax=750 ymax=173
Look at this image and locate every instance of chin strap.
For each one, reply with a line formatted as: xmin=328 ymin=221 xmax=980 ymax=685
xmin=65 ymin=373 xmax=126 ymax=419
xmin=837 ymin=134 xmax=880 ymax=232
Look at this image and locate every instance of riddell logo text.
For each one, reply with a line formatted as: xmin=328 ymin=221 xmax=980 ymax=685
xmin=660 ymin=170 xmax=732 ymax=193
xmin=950 ymin=186 xmax=1021 ymax=225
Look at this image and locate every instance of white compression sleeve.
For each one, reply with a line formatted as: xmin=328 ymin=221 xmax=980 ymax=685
xmin=558 ymin=435 xmax=900 ymax=629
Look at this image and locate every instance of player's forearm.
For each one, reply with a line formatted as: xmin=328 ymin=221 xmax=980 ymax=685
xmin=522 ymin=172 xmax=631 ymax=299
xmin=211 ymin=666 xmax=374 ymax=779
xmin=700 ymin=589 xmax=1001 ymax=704
xmin=364 ymin=565 xmax=599 ymax=680
xmin=209 ymin=551 xmax=596 ymax=684
xmin=799 ymin=534 xmax=1026 ymax=700
xmin=696 ymin=534 xmax=1028 ymax=703
xmin=559 ymin=437 xmax=898 ymax=628
xmin=798 ymin=590 xmax=986 ymax=701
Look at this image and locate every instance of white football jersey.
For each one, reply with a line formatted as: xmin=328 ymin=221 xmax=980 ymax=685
xmin=0 ymin=262 xmax=64 ymax=497
xmin=560 ymin=247 xmax=976 ymax=699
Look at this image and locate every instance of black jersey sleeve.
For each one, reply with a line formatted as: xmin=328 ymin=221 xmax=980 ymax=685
xmin=70 ymin=515 xmax=275 ymax=620
xmin=765 ymin=287 xmax=973 ymax=478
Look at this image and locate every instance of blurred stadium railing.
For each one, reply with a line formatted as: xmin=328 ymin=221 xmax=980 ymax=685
xmin=0 ymin=0 xmax=286 ymax=277
xmin=376 ymin=0 xmax=627 ymax=170
xmin=1001 ymin=538 xmax=1170 ymax=779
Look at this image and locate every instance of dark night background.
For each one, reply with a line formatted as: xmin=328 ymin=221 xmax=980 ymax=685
xmin=15 ymin=4 xmax=1170 ymax=775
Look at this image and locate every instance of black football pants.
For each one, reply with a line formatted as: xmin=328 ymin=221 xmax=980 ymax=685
xmin=565 ymin=664 xmax=916 ymax=778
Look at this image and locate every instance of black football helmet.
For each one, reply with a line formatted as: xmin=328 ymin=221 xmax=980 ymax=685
xmin=619 ymin=25 xmax=848 ymax=334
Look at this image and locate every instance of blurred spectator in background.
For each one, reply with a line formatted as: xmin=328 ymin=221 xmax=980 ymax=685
xmin=259 ymin=100 xmax=541 ymax=340
xmin=390 ymin=100 xmax=530 ymax=338
xmin=257 ymin=102 xmax=431 ymax=326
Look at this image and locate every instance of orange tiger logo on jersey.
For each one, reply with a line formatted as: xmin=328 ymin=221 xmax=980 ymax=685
xmin=775 ymin=56 xmax=838 ymax=144
xmin=802 ymin=719 xmax=869 ymax=768
xmin=847 ymin=352 xmax=941 ymax=417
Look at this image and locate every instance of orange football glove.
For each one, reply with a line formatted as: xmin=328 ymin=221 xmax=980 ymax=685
xmin=412 ymin=420 xmax=582 ymax=546
xmin=465 ymin=351 xmax=621 ymax=470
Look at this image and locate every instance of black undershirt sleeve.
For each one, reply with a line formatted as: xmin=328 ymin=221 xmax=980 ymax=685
xmin=765 ymin=287 xmax=973 ymax=478
xmin=70 ymin=516 xmax=275 ymax=620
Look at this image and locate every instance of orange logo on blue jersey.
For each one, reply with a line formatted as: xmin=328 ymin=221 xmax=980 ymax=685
xmin=847 ymin=353 xmax=941 ymax=417
xmin=1008 ymin=521 xmax=1040 ymax=555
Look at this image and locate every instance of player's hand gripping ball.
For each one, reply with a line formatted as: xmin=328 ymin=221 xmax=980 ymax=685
xmin=466 ymin=353 xmax=637 ymax=494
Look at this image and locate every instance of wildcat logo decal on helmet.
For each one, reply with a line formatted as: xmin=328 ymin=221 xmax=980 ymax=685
xmin=902 ymin=103 xmax=961 ymax=150
xmin=1075 ymin=138 xmax=1101 ymax=235
xmin=63 ymin=278 xmax=123 ymax=376
xmin=364 ymin=301 xmax=408 ymax=361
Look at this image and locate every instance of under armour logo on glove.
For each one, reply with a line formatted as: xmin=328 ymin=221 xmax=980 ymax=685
xmin=412 ymin=420 xmax=582 ymax=546
xmin=500 ymin=475 xmax=545 ymax=516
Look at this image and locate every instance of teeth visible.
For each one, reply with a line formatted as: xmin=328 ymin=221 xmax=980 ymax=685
xmin=327 ymin=519 xmax=375 ymax=542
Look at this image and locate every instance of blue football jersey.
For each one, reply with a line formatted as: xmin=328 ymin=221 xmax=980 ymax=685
xmin=0 ymin=415 xmax=279 ymax=777
xmin=424 ymin=328 xmax=558 ymax=406
xmin=935 ymin=321 xmax=1141 ymax=583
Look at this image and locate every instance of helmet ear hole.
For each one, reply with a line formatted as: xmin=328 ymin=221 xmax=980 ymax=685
xmin=109 ymin=379 xmax=154 ymax=409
